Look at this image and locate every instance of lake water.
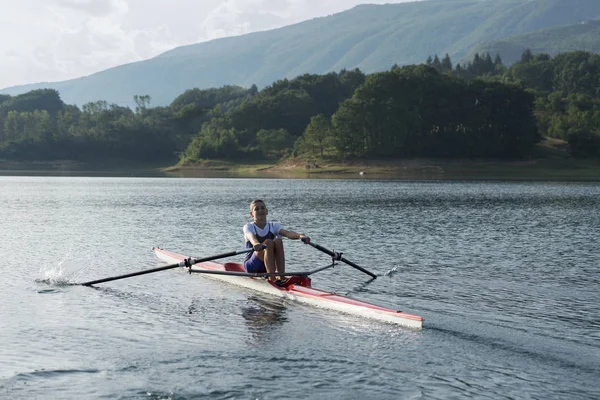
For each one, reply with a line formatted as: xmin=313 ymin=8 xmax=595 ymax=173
xmin=1 ymin=177 xmax=599 ymax=399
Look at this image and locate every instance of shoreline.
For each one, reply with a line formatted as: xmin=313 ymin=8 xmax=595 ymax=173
xmin=1 ymin=158 xmax=599 ymax=180
xmin=166 ymin=158 xmax=600 ymax=181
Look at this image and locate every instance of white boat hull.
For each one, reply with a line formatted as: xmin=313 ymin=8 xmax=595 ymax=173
xmin=154 ymin=247 xmax=423 ymax=329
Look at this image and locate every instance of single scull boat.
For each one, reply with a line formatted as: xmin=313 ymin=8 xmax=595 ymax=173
xmin=153 ymin=247 xmax=423 ymax=329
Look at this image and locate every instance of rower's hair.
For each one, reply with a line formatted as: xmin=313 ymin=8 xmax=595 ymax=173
xmin=250 ymin=199 xmax=266 ymax=211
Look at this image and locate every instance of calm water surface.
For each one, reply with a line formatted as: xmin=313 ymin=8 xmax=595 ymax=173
xmin=1 ymin=177 xmax=599 ymax=399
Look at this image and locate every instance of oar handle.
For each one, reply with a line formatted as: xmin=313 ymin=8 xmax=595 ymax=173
xmin=303 ymin=239 xmax=377 ymax=279
xmin=80 ymin=248 xmax=253 ymax=286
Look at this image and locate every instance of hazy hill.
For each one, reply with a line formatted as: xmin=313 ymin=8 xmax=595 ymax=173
xmin=2 ymin=0 xmax=600 ymax=108
xmin=471 ymin=18 xmax=600 ymax=65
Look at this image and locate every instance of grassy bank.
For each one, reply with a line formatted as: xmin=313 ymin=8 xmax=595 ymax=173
xmin=2 ymin=158 xmax=597 ymax=180
xmin=165 ymin=139 xmax=599 ymax=180
xmin=166 ymin=157 xmax=600 ymax=180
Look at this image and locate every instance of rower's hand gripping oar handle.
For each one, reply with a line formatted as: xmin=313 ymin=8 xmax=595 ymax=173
xmin=301 ymin=238 xmax=377 ymax=279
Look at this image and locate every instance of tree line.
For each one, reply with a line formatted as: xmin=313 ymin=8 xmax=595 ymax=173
xmin=426 ymin=50 xmax=600 ymax=157
xmin=0 ymin=49 xmax=599 ymax=163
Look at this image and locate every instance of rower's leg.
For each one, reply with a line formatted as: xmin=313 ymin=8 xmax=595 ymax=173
xmin=274 ymin=238 xmax=285 ymax=280
xmin=263 ymin=239 xmax=276 ymax=281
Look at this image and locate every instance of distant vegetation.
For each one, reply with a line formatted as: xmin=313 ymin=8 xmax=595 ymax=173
xmin=1 ymin=50 xmax=599 ymax=163
xmin=472 ymin=18 xmax=600 ymax=65
xmin=2 ymin=0 xmax=600 ymax=108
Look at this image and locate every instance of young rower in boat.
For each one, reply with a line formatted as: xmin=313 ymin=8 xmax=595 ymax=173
xmin=243 ymin=199 xmax=310 ymax=284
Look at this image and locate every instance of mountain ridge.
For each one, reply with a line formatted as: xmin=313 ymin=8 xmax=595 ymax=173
xmin=471 ymin=18 xmax=600 ymax=64
xmin=2 ymin=0 xmax=600 ymax=108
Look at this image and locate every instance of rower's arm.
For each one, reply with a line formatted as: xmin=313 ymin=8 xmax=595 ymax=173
xmin=245 ymin=232 xmax=265 ymax=251
xmin=279 ymin=229 xmax=310 ymax=242
xmin=245 ymin=231 xmax=255 ymax=244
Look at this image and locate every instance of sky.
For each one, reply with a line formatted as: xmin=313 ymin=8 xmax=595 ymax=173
xmin=0 ymin=0 xmax=415 ymax=89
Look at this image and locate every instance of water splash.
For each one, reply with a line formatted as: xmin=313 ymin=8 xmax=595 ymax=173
xmin=384 ymin=265 xmax=401 ymax=277
xmin=35 ymin=248 xmax=88 ymax=286
xmin=144 ymin=391 xmax=175 ymax=400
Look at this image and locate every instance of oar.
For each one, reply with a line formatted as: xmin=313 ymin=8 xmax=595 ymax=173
xmin=302 ymin=239 xmax=377 ymax=279
xmin=79 ymin=248 xmax=253 ymax=286
xmin=187 ymin=262 xmax=336 ymax=278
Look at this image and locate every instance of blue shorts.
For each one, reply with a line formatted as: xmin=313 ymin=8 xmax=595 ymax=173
xmin=244 ymin=252 xmax=266 ymax=273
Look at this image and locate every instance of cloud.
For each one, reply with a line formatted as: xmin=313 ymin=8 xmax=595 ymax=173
xmin=0 ymin=0 xmax=413 ymax=89
xmin=193 ymin=0 xmax=368 ymax=42
xmin=53 ymin=0 xmax=127 ymax=16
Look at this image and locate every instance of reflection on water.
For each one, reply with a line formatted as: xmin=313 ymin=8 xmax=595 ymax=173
xmin=240 ymin=296 xmax=289 ymax=341
xmin=340 ymin=277 xmax=377 ymax=297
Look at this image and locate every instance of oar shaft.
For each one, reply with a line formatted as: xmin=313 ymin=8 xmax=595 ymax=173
xmin=81 ymin=263 xmax=183 ymax=286
xmin=80 ymin=248 xmax=252 ymax=286
xmin=339 ymin=256 xmax=376 ymax=279
xmin=190 ymin=270 xmax=306 ymax=277
xmin=187 ymin=262 xmax=335 ymax=278
xmin=308 ymin=242 xmax=377 ymax=279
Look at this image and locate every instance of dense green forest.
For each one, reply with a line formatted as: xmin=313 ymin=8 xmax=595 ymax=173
xmin=1 ymin=50 xmax=599 ymax=164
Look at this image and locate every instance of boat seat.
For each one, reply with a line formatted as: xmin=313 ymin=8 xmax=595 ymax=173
xmin=223 ymin=262 xmax=245 ymax=272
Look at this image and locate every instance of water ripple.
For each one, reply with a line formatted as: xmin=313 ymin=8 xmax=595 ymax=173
xmin=1 ymin=178 xmax=599 ymax=399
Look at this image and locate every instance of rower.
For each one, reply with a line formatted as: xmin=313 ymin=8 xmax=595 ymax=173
xmin=243 ymin=199 xmax=310 ymax=283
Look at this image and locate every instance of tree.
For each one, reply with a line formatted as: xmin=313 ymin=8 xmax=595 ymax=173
xmin=297 ymin=114 xmax=331 ymax=157
xmin=170 ymin=86 xmax=250 ymax=112
xmin=1 ymin=89 xmax=64 ymax=114
xmin=441 ymin=54 xmax=453 ymax=73
xmin=256 ymin=128 xmax=293 ymax=156
xmin=484 ymin=52 xmax=493 ymax=70
xmin=339 ymin=68 xmax=366 ymax=97
xmin=552 ymin=51 xmax=600 ymax=96
xmin=180 ymin=117 xmax=242 ymax=161
xmin=248 ymin=84 xmax=258 ymax=96
xmin=3 ymin=111 xmax=20 ymax=143
xmin=133 ymin=95 xmax=152 ymax=114
xmin=520 ymin=49 xmax=534 ymax=63
xmin=510 ymin=54 xmax=554 ymax=94
xmin=494 ymin=53 xmax=503 ymax=66
xmin=432 ymin=55 xmax=442 ymax=72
